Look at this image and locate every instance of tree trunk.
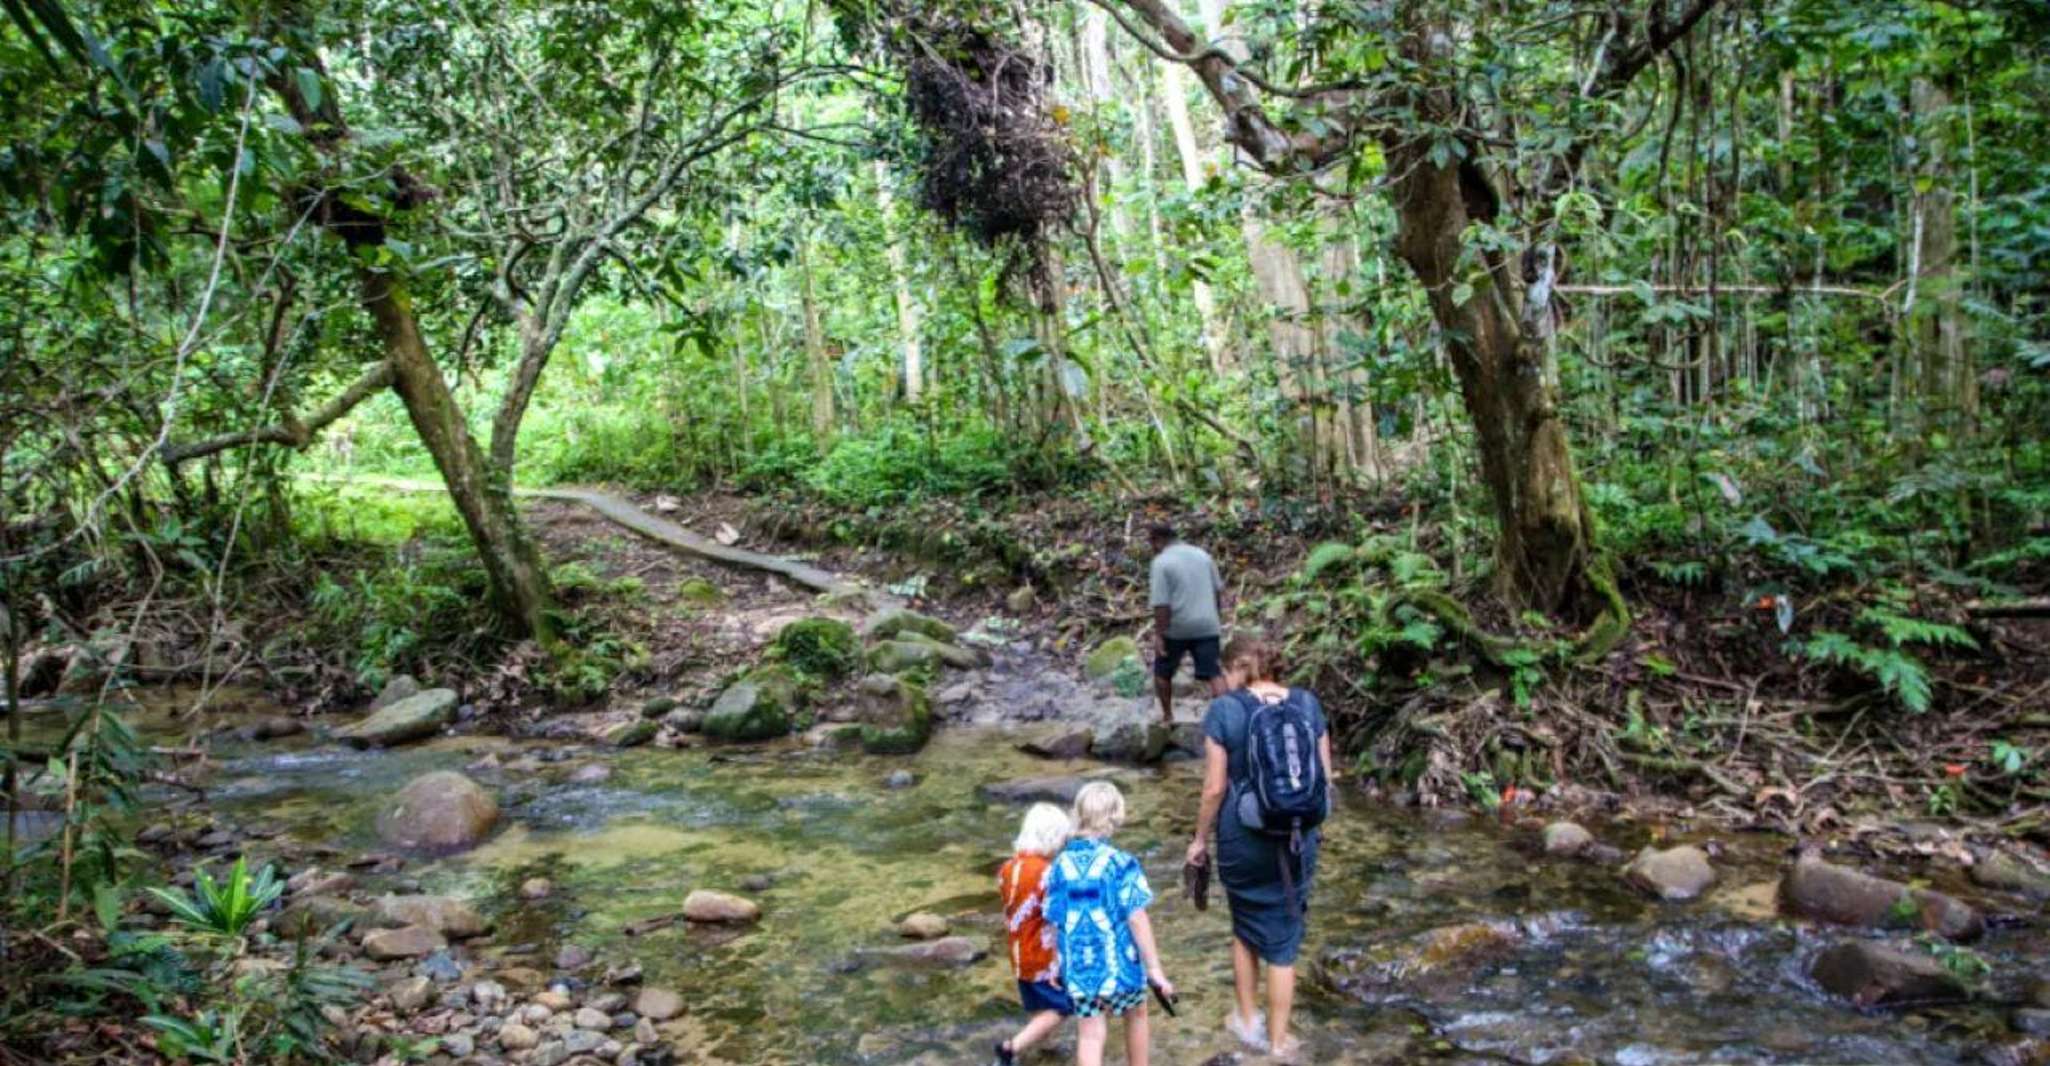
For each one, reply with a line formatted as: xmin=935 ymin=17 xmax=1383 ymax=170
xmin=874 ymin=161 xmax=925 ymax=406
xmin=1910 ymin=78 xmax=1972 ymax=431
xmin=797 ymin=236 xmax=835 ymax=443
xmin=359 ymin=269 xmax=556 ymax=640
xmin=1383 ymin=141 xmax=1598 ymax=614
xmin=1158 ymin=59 xmax=1229 ymax=372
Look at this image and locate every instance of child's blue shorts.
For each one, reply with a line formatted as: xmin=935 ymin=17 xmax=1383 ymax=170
xmin=1018 ymin=980 xmax=1073 ymax=1016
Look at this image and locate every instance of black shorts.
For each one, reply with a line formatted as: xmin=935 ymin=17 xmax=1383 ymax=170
xmin=1154 ymin=635 xmax=1221 ymax=680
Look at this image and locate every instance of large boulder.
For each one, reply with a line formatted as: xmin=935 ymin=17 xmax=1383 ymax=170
xmin=856 ymin=675 xmax=933 ymax=755
xmin=1623 ymin=845 xmax=1717 ymax=901
xmin=337 ymin=689 xmax=458 ymax=749
xmin=1810 ymin=941 xmax=1969 ymax=1007
xmin=898 ymin=913 xmax=950 ymax=940
xmin=375 ymin=771 xmax=499 ymax=853
xmin=1090 ymin=721 xmax=1169 ymax=764
xmin=979 ymin=772 xmax=1118 ymax=806
xmin=773 ymin=618 xmax=861 ymax=680
xmin=1017 ymin=725 xmax=1095 ymax=761
xmin=373 ymin=895 xmax=489 ymax=939
xmin=1084 ymin=636 xmax=1140 ymax=681
xmin=1780 ymin=853 xmax=1983 ymax=941
xmin=702 ymin=668 xmax=800 ymax=742
xmin=682 ymin=890 xmax=761 ymax=924
xmin=865 ymin=608 xmax=958 ymax=645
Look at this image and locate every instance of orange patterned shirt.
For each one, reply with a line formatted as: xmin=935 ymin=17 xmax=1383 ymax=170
xmin=999 ymin=853 xmax=1059 ymax=984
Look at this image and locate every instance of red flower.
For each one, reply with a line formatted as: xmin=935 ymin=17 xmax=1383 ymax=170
xmin=1943 ymin=764 xmax=1967 ymax=778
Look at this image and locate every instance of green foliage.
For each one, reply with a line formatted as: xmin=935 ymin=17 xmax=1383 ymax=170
xmin=771 ymin=617 xmax=860 ymax=679
xmin=1800 ymin=631 xmax=1935 ymax=713
xmin=147 ymin=857 xmax=284 ymax=939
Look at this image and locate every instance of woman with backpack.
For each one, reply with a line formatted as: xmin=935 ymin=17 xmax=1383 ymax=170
xmin=1185 ymin=635 xmax=1332 ymax=1061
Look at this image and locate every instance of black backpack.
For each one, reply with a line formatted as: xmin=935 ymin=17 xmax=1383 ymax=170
xmin=1232 ymin=688 xmax=1329 ymax=838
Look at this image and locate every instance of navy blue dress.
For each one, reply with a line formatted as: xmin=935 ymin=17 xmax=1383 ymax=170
xmin=1203 ymin=688 xmax=1326 ymax=965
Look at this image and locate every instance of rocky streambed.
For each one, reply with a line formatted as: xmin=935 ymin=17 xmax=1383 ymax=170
xmin=41 ymin=668 xmax=2050 ymax=1066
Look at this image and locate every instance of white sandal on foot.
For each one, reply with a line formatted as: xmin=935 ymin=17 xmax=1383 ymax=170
xmin=1227 ymin=1011 xmax=1269 ymax=1051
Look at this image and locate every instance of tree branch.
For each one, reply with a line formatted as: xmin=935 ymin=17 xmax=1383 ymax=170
xmin=160 ymin=361 xmax=395 ymax=465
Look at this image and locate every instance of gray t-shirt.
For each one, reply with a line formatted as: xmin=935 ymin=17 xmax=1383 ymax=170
xmin=1149 ymin=542 xmax=1223 ymax=640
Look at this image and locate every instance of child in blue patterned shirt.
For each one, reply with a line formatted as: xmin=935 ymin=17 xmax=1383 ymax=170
xmin=1044 ymin=781 xmax=1174 ymax=1066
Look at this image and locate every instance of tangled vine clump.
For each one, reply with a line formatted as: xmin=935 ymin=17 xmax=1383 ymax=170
xmin=895 ymin=16 xmax=1076 ymax=253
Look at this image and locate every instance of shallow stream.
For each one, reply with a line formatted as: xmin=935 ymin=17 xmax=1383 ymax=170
xmin=105 ymin=700 xmax=2033 ymax=1066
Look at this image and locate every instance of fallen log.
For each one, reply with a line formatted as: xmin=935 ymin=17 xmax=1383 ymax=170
xmin=1966 ymin=597 xmax=2050 ymax=620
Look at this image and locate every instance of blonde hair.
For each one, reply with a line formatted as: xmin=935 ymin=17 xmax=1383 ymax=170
xmin=1071 ymin=781 xmax=1127 ymax=838
xmin=1014 ymin=803 xmax=1071 ymax=856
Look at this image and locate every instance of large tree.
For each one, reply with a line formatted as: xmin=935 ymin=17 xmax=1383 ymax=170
xmin=1101 ymin=0 xmax=1718 ymax=620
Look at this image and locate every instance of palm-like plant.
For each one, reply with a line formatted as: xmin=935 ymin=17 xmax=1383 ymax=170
xmin=146 ymin=857 xmax=284 ymax=938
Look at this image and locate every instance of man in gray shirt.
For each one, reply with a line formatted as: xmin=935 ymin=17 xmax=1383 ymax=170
xmin=1147 ymin=522 xmax=1229 ymax=722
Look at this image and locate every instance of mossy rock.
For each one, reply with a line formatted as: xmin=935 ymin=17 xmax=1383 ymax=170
xmin=866 ymin=608 xmax=957 ymax=646
xmin=677 ymin=579 xmax=727 ymax=608
xmin=603 ymin=719 xmax=659 ymax=748
xmin=1084 ymin=636 xmax=1140 ymax=681
xmin=773 ymin=617 xmax=861 ymax=680
xmin=856 ymin=674 xmax=932 ymax=755
xmin=702 ymin=666 xmax=802 ymax=742
xmin=869 ymin=639 xmax=942 ymax=676
xmin=894 ymin=630 xmax=986 ymax=670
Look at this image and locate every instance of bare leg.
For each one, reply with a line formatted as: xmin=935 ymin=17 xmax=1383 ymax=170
xmin=1006 ymin=1010 xmax=1063 ymax=1056
xmin=1206 ymin=674 xmax=1230 ymax=698
xmin=1267 ymin=963 xmax=1298 ymax=1054
xmin=1076 ymin=1016 xmax=1109 ymax=1066
xmin=1125 ymin=1003 xmax=1151 ymax=1066
xmin=1154 ymin=673 xmax=1175 ymax=722
xmin=1230 ymin=938 xmax=1261 ymax=1032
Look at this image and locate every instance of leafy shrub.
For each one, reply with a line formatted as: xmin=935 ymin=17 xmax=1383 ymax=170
xmin=148 ymin=857 xmax=284 ymax=939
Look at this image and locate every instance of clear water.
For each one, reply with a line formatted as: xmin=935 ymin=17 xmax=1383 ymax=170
xmin=71 ymin=695 xmax=2038 ymax=1065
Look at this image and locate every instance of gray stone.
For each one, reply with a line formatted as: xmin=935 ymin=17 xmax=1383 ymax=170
xmin=1166 ymin=722 xmax=1206 ymax=760
xmin=376 ymin=771 xmax=499 ymax=854
xmin=2016 ymin=1009 xmax=2050 ymax=1037
xmin=556 ymin=944 xmax=595 ymax=971
xmin=1090 ymin=721 xmax=1169 ymax=764
xmin=371 ymin=674 xmax=423 ymax=710
xmin=634 ymin=987 xmax=683 ymax=1022
xmin=470 ymin=979 xmax=508 ymax=1011
xmin=442 ymin=1032 xmax=475 ymax=1058
xmin=1780 ymin=853 xmax=1983 ymax=941
xmin=363 ymin=924 xmax=445 ymax=961
xmin=531 ymin=1041 xmax=571 ymax=1066
xmin=882 ymin=770 xmax=918 ymax=790
xmin=337 ymin=689 xmax=458 ymax=748
xmin=660 ymin=707 xmax=705 ymax=734
xmin=1017 ymin=726 xmax=1094 ymax=761
xmin=1623 ymin=845 xmax=1717 ymax=901
xmin=868 ymin=936 xmax=986 ymax=968
xmin=387 ymin=975 xmax=434 ymax=1013
xmin=682 ymin=890 xmax=760 ymax=924
xmin=416 ymin=950 xmax=464 ymax=983
xmin=1541 ymin=822 xmax=1594 ymax=856
xmin=565 ymin=1030 xmax=607 ymax=1054
xmin=978 ymin=772 xmax=1118 ymax=806
xmin=867 ymin=639 xmax=942 ymax=676
xmin=898 ymin=913 xmax=949 ymax=940
xmin=1810 ymin=940 xmax=1969 ymax=1007
xmin=1972 ymin=850 xmax=2050 ymax=900
xmin=375 ymin=894 xmax=489 ymax=938
xmin=574 ymin=1007 xmax=612 ymax=1030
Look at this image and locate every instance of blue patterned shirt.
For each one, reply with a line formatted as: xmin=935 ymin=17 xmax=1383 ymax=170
xmin=1043 ymin=836 xmax=1155 ymax=1001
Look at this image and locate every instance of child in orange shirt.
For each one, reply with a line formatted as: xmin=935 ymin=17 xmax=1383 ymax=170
xmin=993 ymin=802 xmax=1073 ymax=1065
